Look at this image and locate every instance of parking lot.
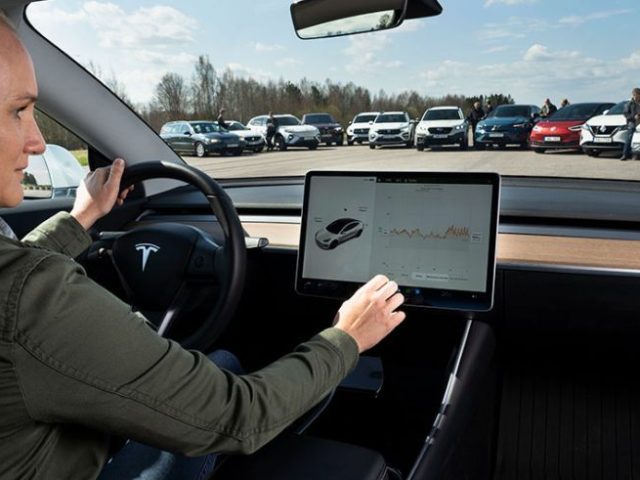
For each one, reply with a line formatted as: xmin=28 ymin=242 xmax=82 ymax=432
xmin=184 ymin=145 xmax=640 ymax=181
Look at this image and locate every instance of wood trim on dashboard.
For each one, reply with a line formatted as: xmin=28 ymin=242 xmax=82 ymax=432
xmin=242 ymin=222 xmax=640 ymax=270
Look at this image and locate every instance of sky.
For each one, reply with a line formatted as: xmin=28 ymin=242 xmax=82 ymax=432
xmin=27 ymin=0 xmax=640 ymax=107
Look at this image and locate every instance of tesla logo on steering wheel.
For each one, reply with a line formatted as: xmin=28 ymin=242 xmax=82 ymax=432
xmin=135 ymin=243 xmax=160 ymax=272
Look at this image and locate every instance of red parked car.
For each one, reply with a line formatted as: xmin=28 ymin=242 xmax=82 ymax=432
xmin=529 ymin=102 xmax=614 ymax=153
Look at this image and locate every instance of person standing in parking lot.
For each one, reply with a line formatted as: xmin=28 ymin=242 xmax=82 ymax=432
xmin=266 ymin=111 xmax=278 ymax=151
xmin=0 ymin=16 xmax=407 ymax=480
xmin=217 ymin=108 xmax=228 ymax=129
xmin=467 ymin=101 xmax=485 ymax=148
xmin=541 ymin=98 xmax=557 ymax=118
xmin=621 ymin=88 xmax=640 ymax=161
xmin=485 ymin=100 xmax=493 ymax=116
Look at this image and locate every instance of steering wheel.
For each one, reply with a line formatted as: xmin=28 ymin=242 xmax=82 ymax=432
xmin=93 ymin=161 xmax=246 ymax=351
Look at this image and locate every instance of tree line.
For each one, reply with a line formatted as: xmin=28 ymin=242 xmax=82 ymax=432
xmin=36 ymin=55 xmax=515 ymax=149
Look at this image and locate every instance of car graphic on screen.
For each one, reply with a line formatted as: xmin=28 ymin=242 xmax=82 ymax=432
xmin=315 ymin=218 xmax=364 ymax=250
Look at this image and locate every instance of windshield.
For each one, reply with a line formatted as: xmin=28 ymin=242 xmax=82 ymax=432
xmin=277 ymin=116 xmax=301 ymax=126
xmin=191 ymin=122 xmax=222 ymax=134
xmin=547 ymin=103 xmax=614 ymax=121
xmin=225 ymin=122 xmax=247 ymax=131
xmin=305 ymin=114 xmax=335 ymax=124
xmin=423 ymin=109 xmax=462 ymax=121
xmin=375 ymin=114 xmax=407 ymax=123
xmin=354 ymin=114 xmax=377 ymax=124
xmin=607 ymin=101 xmax=628 ymax=115
xmin=26 ymin=1 xmax=640 ymax=182
xmin=490 ymin=106 xmax=531 ymax=119
xmin=326 ymin=218 xmax=356 ymax=234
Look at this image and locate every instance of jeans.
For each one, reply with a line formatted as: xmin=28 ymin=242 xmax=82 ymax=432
xmin=98 ymin=350 xmax=243 ymax=480
xmin=623 ymin=123 xmax=635 ymax=158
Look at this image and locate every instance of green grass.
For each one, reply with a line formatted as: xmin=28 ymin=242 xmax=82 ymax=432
xmin=71 ymin=149 xmax=88 ymax=167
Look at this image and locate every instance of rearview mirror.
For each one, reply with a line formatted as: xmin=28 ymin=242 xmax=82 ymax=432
xmin=291 ymin=0 xmax=408 ymax=39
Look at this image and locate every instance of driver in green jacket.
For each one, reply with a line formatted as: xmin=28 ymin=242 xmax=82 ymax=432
xmin=0 ymin=14 xmax=406 ymax=480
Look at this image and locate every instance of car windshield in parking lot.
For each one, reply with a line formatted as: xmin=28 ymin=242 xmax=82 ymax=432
xmin=354 ymin=114 xmax=377 ymax=123
xmin=305 ymin=114 xmax=335 ymax=123
xmin=191 ymin=122 xmax=222 ymax=134
xmin=606 ymin=102 xmax=627 ymax=115
xmin=423 ymin=109 xmax=461 ymax=121
xmin=375 ymin=114 xmax=406 ymax=123
xmin=490 ymin=106 xmax=530 ymax=118
xmin=548 ymin=103 xmax=613 ymax=121
xmin=277 ymin=116 xmax=301 ymax=126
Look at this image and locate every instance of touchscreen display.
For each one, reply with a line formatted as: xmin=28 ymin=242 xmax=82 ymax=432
xmin=296 ymin=171 xmax=500 ymax=311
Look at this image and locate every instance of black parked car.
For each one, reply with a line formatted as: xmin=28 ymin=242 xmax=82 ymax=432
xmin=160 ymin=120 xmax=245 ymax=157
xmin=301 ymin=113 xmax=344 ymax=146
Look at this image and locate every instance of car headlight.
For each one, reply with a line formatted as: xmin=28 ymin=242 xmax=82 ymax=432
xmin=209 ymin=138 xmax=220 ymax=143
xmin=476 ymin=125 xmax=486 ymax=133
xmin=568 ymin=125 xmax=583 ymax=132
xmin=513 ymin=123 xmax=531 ymax=129
xmin=417 ymin=124 xmax=427 ymax=132
xmin=532 ymin=125 xmax=543 ymax=133
xmin=453 ymin=123 xmax=465 ymax=131
xmin=334 ymin=127 xmax=343 ymax=132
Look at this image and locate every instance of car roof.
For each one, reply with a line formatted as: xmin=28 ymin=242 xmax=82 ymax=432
xmin=428 ymin=106 xmax=461 ymax=111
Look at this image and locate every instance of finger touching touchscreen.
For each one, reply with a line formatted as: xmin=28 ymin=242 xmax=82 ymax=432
xmin=296 ymin=171 xmax=500 ymax=311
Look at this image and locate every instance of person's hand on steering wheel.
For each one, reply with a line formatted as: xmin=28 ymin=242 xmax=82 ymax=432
xmin=71 ymin=158 xmax=133 ymax=230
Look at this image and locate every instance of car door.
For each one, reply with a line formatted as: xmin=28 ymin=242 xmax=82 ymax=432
xmin=175 ymin=122 xmax=194 ymax=153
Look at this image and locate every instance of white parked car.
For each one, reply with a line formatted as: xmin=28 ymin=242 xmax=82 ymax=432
xmin=221 ymin=120 xmax=266 ymax=153
xmin=580 ymin=101 xmax=628 ymax=157
xmin=346 ymin=112 xmax=379 ymax=145
xmin=633 ymin=129 xmax=640 ymax=157
xmin=368 ymin=111 xmax=415 ymax=149
xmin=415 ymin=106 xmax=469 ymax=151
xmin=246 ymin=114 xmax=320 ymax=150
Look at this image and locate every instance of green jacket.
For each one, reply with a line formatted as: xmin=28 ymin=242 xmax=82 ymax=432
xmin=0 ymin=212 xmax=359 ymax=479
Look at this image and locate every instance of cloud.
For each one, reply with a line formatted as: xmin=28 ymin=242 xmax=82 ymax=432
xmin=478 ymin=17 xmax=547 ymax=41
xmin=484 ymin=0 xmax=537 ymax=7
xmin=523 ymin=44 xmax=581 ymax=62
xmin=343 ymin=20 xmax=416 ymax=75
xmin=225 ymin=63 xmax=273 ymax=83
xmin=31 ymin=1 xmax=198 ymax=49
xmin=275 ymin=57 xmax=301 ymax=67
xmin=623 ymin=51 xmax=640 ymax=69
xmin=255 ymin=42 xmax=284 ymax=53
xmin=559 ymin=9 xmax=633 ymax=27
xmin=420 ymin=60 xmax=467 ymax=88
xmin=483 ymin=46 xmax=510 ymax=54
xmin=418 ymin=44 xmax=639 ymax=103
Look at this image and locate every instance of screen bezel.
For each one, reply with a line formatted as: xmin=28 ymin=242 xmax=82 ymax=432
xmin=295 ymin=170 xmax=501 ymax=312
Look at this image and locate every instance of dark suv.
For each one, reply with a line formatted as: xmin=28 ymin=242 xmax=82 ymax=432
xmin=301 ymin=113 xmax=344 ymax=146
xmin=159 ymin=120 xmax=245 ymax=157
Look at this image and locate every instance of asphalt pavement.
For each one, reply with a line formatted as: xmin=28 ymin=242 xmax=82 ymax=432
xmin=184 ymin=145 xmax=640 ymax=181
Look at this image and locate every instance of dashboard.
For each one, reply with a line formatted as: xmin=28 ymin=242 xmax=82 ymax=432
xmin=144 ymin=176 xmax=640 ymax=275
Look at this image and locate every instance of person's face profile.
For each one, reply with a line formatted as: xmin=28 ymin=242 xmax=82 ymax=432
xmin=0 ymin=29 xmax=46 ymax=208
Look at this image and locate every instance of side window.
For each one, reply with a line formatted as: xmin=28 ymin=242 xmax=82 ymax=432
xmin=22 ymin=111 xmax=88 ymax=201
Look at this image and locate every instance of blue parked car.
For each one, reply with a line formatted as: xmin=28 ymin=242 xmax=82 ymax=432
xmin=475 ymin=104 xmax=541 ymax=149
